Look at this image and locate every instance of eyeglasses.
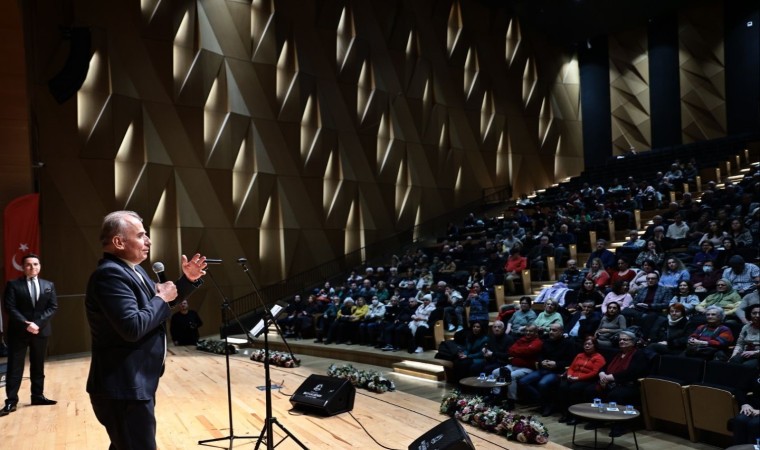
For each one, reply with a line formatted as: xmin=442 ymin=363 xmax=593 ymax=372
xmin=618 ymin=338 xmax=633 ymax=342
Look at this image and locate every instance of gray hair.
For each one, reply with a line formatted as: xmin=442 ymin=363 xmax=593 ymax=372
xmin=705 ymin=305 xmax=725 ymax=321
xmin=100 ymin=210 xmax=142 ymax=246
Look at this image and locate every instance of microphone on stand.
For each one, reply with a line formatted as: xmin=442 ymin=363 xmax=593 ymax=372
xmin=152 ymin=262 xmax=167 ymax=283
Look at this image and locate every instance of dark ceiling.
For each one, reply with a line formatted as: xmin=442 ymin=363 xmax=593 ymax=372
xmin=502 ymin=0 xmax=704 ymax=47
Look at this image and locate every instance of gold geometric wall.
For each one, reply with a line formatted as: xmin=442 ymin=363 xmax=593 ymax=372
xmin=26 ymin=0 xmax=582 ymax=354
xmin=609 ymin=28 xmax=651 ymax=153
xmin=679 ymin=1 xmax=727 ymax=143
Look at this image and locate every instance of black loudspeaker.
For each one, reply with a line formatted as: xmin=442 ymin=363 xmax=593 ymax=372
xmin=290 ymin=375 xmax=355 ymax=416
xmin=408 ymin=418 xmax=475 ymax=450
xmin=48 ymin=27 xmax=92 ymax=104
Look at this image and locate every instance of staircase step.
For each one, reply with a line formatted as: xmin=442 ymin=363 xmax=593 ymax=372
xmin=392 ymin=361 xmax=446 ymax=381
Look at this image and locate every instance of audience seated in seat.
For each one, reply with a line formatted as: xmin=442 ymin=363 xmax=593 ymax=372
xmin=450 ymin=321 xmax=489 ymax=382
xmin=490 ymin=324 xmax=543 ymax=410
xmin=519 ymin=323 xmax=576 ymax=416
xmin=728 ymin=303 xmax=760 ymax=369
xmin=558 ymin=337 xmax=606 ymax=424
xmin=683 ymin=305 xmax=734 ymax=361
xmin=583 ymin=330 xmax=650 ymax=438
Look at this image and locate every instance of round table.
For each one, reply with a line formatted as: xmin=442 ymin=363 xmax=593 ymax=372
xmin=568 ymin=402 xmax=640 ymax=449
xmin=459 ymin=376 xmax=509 ymax=391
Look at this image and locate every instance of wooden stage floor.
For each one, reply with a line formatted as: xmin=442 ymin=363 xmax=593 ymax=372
xmin=0 ymin=346 xmax=568 ymax=449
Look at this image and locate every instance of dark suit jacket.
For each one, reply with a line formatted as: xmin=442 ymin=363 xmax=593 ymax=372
xmin=85 ymin=253 xmax=201 ymax=400
xmin=4 ymin=276 xmax=58 ymax=338
xmin=564 ymin=310 xmax=601 ymax=340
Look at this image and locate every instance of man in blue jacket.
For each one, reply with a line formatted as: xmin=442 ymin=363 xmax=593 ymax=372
xmin=85 ymin=210 xmax=207 ymax=449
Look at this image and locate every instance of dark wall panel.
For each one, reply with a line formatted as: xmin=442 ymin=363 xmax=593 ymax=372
xmin=579 ymin=36 xmax=612 ymax=166
xmin=725 ymin=0 xmax=760 ymax=134
xmin=648 ymin=14 xmax=681 ymax=148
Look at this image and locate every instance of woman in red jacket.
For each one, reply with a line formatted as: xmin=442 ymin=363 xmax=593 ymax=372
xmin=557 ymin=337 xmax=606 ymax=424
xmin=503 ymin=248 xmax=527 ymax=294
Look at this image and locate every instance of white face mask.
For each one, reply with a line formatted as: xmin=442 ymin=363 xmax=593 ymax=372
xmin=372 ymin=300 xmax=379 ymax=306
xmin=703 ymin=266 xmax=713 ymax=273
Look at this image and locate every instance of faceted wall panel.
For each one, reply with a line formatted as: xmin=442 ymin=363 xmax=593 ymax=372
xmin=679 ymin=1 xmax=727 ymax=143
xmin=609 ymin=28 xmax=651 ymax=153
xmin=25 ymin=0 xmax=582 ymax=353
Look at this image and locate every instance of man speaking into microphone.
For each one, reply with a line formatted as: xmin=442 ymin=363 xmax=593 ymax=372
xmin=85 ymin=210 xmax=207 ymax=450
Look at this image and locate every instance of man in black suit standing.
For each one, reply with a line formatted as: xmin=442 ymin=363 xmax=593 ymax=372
xmin=85 ymin=210 xmax=207 ymax=449
xmin=1 ymin=253 xmax=59 ymax=416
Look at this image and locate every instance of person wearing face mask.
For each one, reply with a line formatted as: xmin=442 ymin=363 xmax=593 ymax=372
xmin=691 ymin=260 xmax=721 ymax=294
xmin=358 ymin=296 xmax=385 ymax=346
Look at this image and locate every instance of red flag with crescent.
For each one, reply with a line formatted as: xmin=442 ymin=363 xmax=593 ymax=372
xmin=4 ymin=193 xmax=40 ymax=283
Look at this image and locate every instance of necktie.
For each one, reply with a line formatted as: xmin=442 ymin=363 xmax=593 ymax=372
xmin=29 ymin=278 xmax=38 ymax=306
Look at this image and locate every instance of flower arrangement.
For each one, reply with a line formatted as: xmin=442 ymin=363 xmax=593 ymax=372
xmin=249 ymin=349 xmax=299 ymax=368
xmin=327 ymin=363 xmax=396 ymax=393
xmin=196 ymin=339 xmax=238 ymax=355
xmin=440 ymin=390 xmax=549 ymax=444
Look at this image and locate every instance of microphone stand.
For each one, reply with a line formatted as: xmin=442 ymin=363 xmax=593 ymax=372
xmin=237 ymin=258 xmax=308 ymax=450
xmin=198 ymin=269 xmax=255 ymax=449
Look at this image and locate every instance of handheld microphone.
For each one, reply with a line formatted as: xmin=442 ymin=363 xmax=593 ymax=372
xmin=205 ymin=258 xmax=223 ymax=265
xmin=152 ymin=262 xmax=167 ymax=283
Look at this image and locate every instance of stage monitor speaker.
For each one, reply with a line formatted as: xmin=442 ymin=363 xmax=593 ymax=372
xmin=289 ymin=375 xmax=355 ymax=416
xmin=408 ymin=418 xmax=475 ymax=450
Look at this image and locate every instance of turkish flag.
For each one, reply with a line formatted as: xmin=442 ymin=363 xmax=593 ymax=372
xmin=4 ymin=193 xmax=40 ymax=283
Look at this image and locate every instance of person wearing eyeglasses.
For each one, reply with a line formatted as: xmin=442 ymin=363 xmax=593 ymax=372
xmin=695 ymin=278 xmax=742 ymax=316
xmin=625 ymin=271 xmax=672 ymax=326
xmin=584 ymin=329 xmax=649 ymax=438
xmin=564 ymin=301 xmax=602 ymax=343
xmin=506 ymin=297 xmax=537 ymax=337
xmin=628 ymin=259 xmax=658 ymax=295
